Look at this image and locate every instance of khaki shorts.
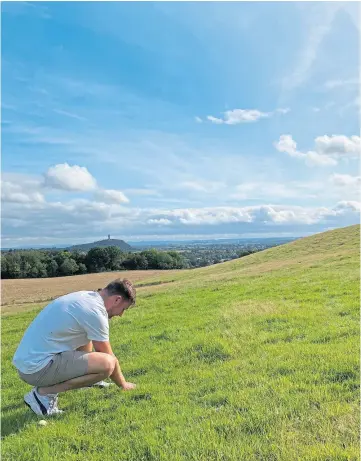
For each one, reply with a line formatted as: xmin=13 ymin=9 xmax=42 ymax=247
xmin=17 ymin=351 xmax=89 ymax=387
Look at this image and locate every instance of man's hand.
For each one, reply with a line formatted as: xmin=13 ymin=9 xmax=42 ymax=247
xmin=122 ymin=382 xmax=136 ymax=391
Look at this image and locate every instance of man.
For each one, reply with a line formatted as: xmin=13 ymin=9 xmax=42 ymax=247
xmin=12 ymin=278 xmax=136 ymax=416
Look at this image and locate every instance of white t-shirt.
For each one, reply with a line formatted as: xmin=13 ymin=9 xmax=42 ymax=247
xmin=13 ymin=291 xmax=109 ymax=374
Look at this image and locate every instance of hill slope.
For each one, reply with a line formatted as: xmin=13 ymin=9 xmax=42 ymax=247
xmin=68 ymin=238 xmax=132 ymax=252
xmin=1 ymin=225 xmax=359 ymax=461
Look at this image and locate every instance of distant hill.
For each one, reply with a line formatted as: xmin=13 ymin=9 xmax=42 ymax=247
xmin=68 ymin=238 xmax=133 ymax=252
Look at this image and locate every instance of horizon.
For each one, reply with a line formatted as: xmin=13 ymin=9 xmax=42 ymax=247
xmin=3 ymin=227 xmax=344 ymax=250
xmin=1 ymin=234 xmax=297 ymax=250
xmin=2 ymin=2 xmax=360 ymax=248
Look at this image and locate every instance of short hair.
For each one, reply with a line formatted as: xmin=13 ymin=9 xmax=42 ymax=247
xmin=105 ymin=279 xmax=136 ymax=306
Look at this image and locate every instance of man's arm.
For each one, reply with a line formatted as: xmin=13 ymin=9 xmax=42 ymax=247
xmin=92 ymin=340 xmax=136 ymax=390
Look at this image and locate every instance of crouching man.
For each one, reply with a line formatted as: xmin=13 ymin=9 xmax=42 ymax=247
xmin=12 ymin=279 xmax=136 ymax=416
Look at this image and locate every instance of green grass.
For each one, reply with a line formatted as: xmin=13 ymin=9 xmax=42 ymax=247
xmin=1 ymin=225 xmax=360 ymax=460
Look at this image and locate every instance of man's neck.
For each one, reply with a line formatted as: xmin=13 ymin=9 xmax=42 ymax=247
xmin=98 ymin=290 xmax=110 ymax=312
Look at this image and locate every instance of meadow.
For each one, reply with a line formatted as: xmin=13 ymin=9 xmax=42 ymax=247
xmin=1 ymin=269 xmax=180 ymax=312
xmin=1 ymin=225 xmax=359 ymax=461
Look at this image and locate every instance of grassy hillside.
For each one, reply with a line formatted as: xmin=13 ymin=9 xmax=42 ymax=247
xmin=1 ymin=225 xmax=359 ymax=461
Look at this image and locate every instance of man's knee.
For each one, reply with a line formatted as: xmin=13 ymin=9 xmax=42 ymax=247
xmin=102 ymin=355 xmax=117 ymax=377
xmin=87 ymin=352 xmax=117 ymax=376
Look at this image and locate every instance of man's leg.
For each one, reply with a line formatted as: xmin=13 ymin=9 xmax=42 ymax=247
xmin=76 ymin=342 xmax=112 ymax=388
xmin=37 ymin=352 xmax=116 ymax=395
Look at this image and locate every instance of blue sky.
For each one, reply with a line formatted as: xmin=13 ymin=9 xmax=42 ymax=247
xmin=1 ymin=1 xmax=360 ymax=247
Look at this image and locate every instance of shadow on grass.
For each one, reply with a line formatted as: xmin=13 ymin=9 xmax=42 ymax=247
xmin=1 ymin=402 xmax=24 ymax=412
xmin=127 ymin=367 xmax=148 ymax=378
xmin=129 ymin=393 xmax=152 ymax=402
xmin=1 ymin=408 xmax=37 ymax=438
xmin=188 ymin=343 xmax=231 ymax=364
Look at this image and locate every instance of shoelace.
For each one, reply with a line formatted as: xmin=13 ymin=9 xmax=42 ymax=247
xmin=47 ymin=395 xmax=61 ymax=414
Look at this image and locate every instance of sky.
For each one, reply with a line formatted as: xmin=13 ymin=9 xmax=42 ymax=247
xmin=1 ymin=1 xmax=360 ymax=247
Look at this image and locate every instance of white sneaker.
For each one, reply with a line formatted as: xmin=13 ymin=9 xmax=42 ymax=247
xmin=24 ymin=388 xmax=63 ymax=416
xmin=90 ymin=380 xmax=113 ymax=388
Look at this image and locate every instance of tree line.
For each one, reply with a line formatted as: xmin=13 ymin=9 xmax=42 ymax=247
xmin=1 ymin=247 xmax=189 ymax=279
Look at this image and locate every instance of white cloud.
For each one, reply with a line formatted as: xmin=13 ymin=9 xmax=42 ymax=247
xmin=145 ymin=203 xmax=360 ymax=227
xmin=1 ymin=181 xmax=45 ymax=204
xmin=275 ymin=134 xmax=360 ymax=167
xmin=330 ymin=173 xmax=360 ymax=187
xmin=147 ymin=218 xmax=172 ymax=225
xmin=206 ymin=107 xmax=289 ymax=125
xmin=275 ymin=135 xmax=300 ymax=157
xmin=195 ymin=116 xmax=203 ymax=123
xmin=160 ymin=207 xmax=253 ymax=225
xmin=2 ymin=196 xmax=359 ymax=246
xmin=305 ymin=151 xmax=337 ymax=167
xmin=95 ymin=189 xmax=129 ymax=204
xmin=208 ymin=109 xmax=269 ymax=124
xmin=2 ymin=172 xmax=44 ymax=190
xmin=3 ymin=166 xmax=130 ymax=211
xmin=334 ymin=201 xmax=361 ymax=212
xmin=253 ymin=206 xmax=316 ymax=225
xmin=314 ymin=135 xmax=361 ymax=157
xmin=207 ymin=115 xmax=224 ymax=124
xmin=329 ymin=174 xmax=361 ymax=194
xmin=44 ymin=163 xmax=98 ymax=191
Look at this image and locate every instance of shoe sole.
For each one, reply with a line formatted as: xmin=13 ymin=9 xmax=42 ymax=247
xmin=24 ymin=392 xmax=64 ymax=416
xmin=24 ymin=391 xmax=47 ymax=416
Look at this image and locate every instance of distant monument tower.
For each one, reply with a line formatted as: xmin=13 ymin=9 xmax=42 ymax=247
xmin=108 ymin=234 xmax=110 ymax=240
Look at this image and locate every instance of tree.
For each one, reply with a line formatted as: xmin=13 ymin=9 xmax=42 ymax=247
xmin=72 ymin=250 xmax=87 ymax=265
xmin=20 ymin=259 xmax=32 ymax=278
xmin=122 ymin=254 xmax=148 ymax=270
xmin=77 ymin=263 xmax=87 ymax=274
xmin=38 ymin=263 xmax=48 ymax=278
xmin=156 ymin=252 xmax=174 ymax=269
xmin=167 ymin=251 xmax=187 ymax=269
xmin=135 ymin=254 xmax=149 ymax=270
xmin=20 ymin=251 xmax=44 ymax=278
xmin=59 ymin=258 xmax=79 ymax=276
xmin=46 ymin=259 xmax=59 ymax=277
xmin=4 ymin=252 xmax=22 ymax=278
xmin=140 ymin=249 xmax=160 ymax=268
xmin=54 ymin=251 xmax=73 ymax=268
xmin=1 ymin=255 xmax=9 ymax=278
xmin=85 ymin=248 xmax=111 ymax=273
xmin=29 ymin=261 xmax=48 ymax=278
xmin=104 ymin=247 xmax=125 ymax=270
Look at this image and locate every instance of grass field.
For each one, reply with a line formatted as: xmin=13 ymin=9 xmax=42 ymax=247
xmin=1 ymin=269 xmax=180 ymax=310
xmin=1 ymin=225 xmax=359 ymax=460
